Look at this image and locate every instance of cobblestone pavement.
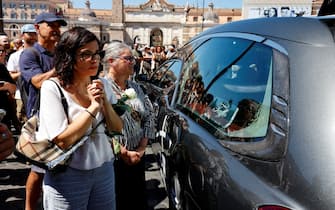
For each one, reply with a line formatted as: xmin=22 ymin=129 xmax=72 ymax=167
xmin=0 ymin=144 xmax=168 ymax=210
xmin=145 ymin=144 xmax=169 ymax=210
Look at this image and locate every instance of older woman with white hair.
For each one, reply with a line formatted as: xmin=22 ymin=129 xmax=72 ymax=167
xmin=102 ymin=41 xmax=155 ymax=210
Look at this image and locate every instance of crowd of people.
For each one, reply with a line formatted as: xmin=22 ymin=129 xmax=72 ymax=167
xmin=131 ymin=42 xmax=176 ymax=78
xmin=0 ymin=12 xmax=161 ymax=210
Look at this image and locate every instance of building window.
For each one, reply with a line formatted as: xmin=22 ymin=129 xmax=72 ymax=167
xmin=31 ymin=12 xmax=36 ymax=20
xmin=20 ymin=11 xmax=28 ymax=20
xmin=40 ymin=4 xmax=47 ymax=10
xmin=193 ymin=16 xmax=198 ymax=22
xmin=31 ymin=4 xmax=36 ymax=10
xmin=227 ymin=17 xmax=232 ymax=22
xmin=9 ymin=3 xmax=16 ymax=8
xmin=10 ymin=11 xmax=17 ymax=19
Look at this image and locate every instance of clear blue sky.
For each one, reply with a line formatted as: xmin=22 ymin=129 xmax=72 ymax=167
xmin=72 ymin=0 xmax=242 ymax=9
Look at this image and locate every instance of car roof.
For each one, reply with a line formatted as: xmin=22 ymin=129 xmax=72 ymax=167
xmin=192 ymin=16 xmax=335 ymax=46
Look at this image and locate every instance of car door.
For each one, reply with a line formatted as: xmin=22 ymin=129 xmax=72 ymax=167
xmin=168 ymin=34 xmax=290 ymax=209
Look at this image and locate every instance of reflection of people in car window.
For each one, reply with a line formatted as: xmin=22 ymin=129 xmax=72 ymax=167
xmin=192 ymin=93 xmax=214 ymax=115
xmin=190 ymin=61 xmax=199 ymax=77
xmin=186 ymin=77 xmax=204 ymax=106
xmin=181 ymin=78 xmax=193 ymax=104
xmin=228 ymin=99 xmax=260 ymax=132
xmin=161 ymin=70 xmax=176 ymax=88
xmin=151 ymin=70 xmax=163 ymax=85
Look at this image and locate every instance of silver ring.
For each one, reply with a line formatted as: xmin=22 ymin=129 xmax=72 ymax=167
xmin=1 ymin=133 xmax=8 ymax=140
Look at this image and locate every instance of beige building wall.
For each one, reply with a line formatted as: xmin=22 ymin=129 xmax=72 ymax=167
xmin=2 ymin=0 xmax=325 ymax=46
xmin=2 ymin=0 xmax=61 ymax=39
xmin=1 ymin=0 xmax=242 ymax=47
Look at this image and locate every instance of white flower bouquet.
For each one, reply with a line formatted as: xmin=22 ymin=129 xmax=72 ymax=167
xmin=121 ymin=88 xmax=137 ymax=101
xmin=113 ymin=88 xmax=137 ymax=115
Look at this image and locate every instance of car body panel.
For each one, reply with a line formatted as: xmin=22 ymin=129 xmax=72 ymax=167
xmin=197 ymin=17 xmax=335 ymax=46
xmin=139 ymin=16 xmax=335 ymax=210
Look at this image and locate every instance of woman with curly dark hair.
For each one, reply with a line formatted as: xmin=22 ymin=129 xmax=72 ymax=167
xmin=37 ymin=26 xmax=123 ymax=210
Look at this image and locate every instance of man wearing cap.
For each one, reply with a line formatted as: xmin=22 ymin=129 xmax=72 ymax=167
xmin=20 ymin=13 xmax=66 ymax=118
xmin=7 ymin=24 xmax=37 ymax=124
xmin=19 ymin=12 xmax=67 ymax=210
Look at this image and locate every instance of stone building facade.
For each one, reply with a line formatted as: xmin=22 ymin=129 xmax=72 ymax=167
xmin=121 ymin=0 xmax=242 ymax=47
xmin=1 ymin=0 xmax=242 ymax=47
xmin=1 ymin=0 xmax=324 ymax=47
xmin=1 ymin=0 xmax=62 ymax=38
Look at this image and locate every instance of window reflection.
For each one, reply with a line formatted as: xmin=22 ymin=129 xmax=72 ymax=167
xmin=177 ymin=37 xmax=273 ymax=142
xmin=150 ymin=60 xmax=182 ymax=89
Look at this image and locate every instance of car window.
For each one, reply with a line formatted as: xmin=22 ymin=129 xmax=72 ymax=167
xmin=176 ymin=37 xmax=273 ymax=142
xmin=180 ymin=37 xmax=254 ymax=90
xmin=150 ymin=59 xmax=182 ymax=89
xmin=176 ymin=37 xmax=253 ymax=109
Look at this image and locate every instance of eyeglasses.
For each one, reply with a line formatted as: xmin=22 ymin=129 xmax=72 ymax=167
xmin=78 ymin=51 xmax=104 ymax=61
xmin=116 ymin=55 xmax=135 ymax=63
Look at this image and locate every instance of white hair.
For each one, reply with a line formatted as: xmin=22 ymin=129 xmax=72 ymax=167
xmin=103 ymin=41 xmax=131 ymax=62
xmin=102 ymin=41 xmax=132 ymax=73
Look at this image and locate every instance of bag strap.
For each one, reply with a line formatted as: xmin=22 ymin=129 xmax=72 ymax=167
xmin=46 ymin=118 xmax=105 ymax=170
xmin=49 ymin=78 xmax=103 ymax=136
xmin=88 ymin=118 xmax=105 ymax=136
xmin=49 ymin=79 xmax=69 ymax=124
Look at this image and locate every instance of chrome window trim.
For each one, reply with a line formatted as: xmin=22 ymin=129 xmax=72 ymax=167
xmin=194 ymin=32 xmax=288 ymax=56
xmin=194 ymin=32 xmax=266 ymax=43
xmin=263 ymin=39 xmax=288 ymax=55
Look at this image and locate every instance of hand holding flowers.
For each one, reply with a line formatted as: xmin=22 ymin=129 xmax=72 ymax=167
xmin=113 ymin=88 xmax=137 ymax=116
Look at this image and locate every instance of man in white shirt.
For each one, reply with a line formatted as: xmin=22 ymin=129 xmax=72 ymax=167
xmin=7 ymin=24 xmax=37 ymax=124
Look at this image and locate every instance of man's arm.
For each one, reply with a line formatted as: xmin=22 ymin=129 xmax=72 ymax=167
xmin=8 ymin=71 xmax=21 ymax=81
xmin=19 ymin=48 xmax=55 ymax=89
xmin=31 ymin=68 xmax=55 ymax=89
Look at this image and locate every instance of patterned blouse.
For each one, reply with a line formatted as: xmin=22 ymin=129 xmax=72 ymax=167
xmin=106 ymin=77 xmax=156 ymax=150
